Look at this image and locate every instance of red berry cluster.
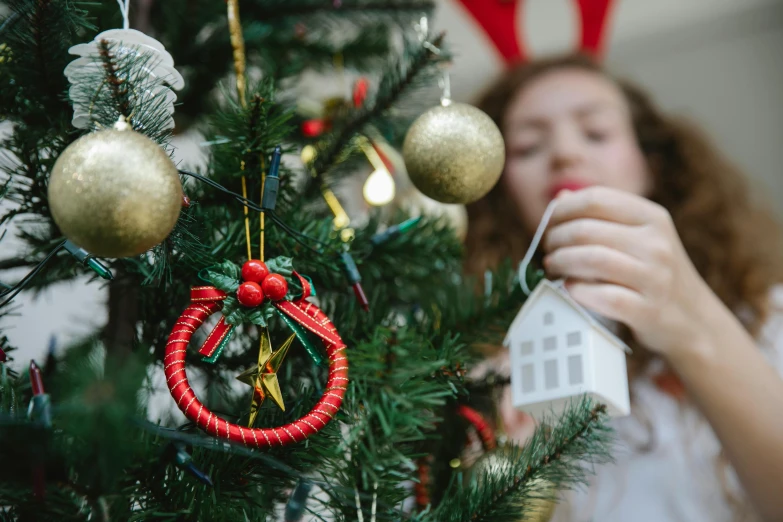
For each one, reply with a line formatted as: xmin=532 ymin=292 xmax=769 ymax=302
xmin=236 ymin=260 xmax=289 ymax=307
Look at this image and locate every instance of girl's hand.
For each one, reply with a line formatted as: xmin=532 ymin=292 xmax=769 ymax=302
xmin=542 ymin=186 xmax=720 ymax=359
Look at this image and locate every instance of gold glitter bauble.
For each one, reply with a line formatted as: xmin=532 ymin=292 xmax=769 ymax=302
xmin=469 ymin=451 xmax=557 ymax=522
xmin=402 ymin=102 xmax=505 ymax=204
xmin=48 ymin=127 xmax=182 ymax=258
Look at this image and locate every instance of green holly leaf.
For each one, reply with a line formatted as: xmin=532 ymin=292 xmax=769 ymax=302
xmin=224 ymin=308 xmax=245 ymax=326
xmin=246 ymin=308 xmax=268 ymax=327
xmin=222 ymin=295 xmax=238 ymax=312
xmin=222 ymin=295 xmax=243 ymax=325
xmin=264 ymin=305 xmax=276 ymax=323
xmin=200 ymin=260 xmax=241 ymax=293
xmin=266 ymin=256 xmax=293 ymax=278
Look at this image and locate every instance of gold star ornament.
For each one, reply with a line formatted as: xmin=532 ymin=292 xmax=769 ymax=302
xmin=237 ymin=330 xmax=296 ymax=426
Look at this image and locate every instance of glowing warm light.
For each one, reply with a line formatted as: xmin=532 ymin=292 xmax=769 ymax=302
xmin=363 ymin=167 xmax=396 ymax=206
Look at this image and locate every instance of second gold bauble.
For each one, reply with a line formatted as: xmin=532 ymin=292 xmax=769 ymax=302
xmin=402 ymin=102 xmax=505 ymax=205
xmin=48 ymin=126 xmax=182 ymax=258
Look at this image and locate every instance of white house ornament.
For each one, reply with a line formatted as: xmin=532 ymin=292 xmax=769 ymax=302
xmin=402 ymin=102 xmax=504 ymax=205
xmin=507 ymin=199 xmax=631 ymax=419
xmin=64 ymin=28 xmax=184 ymax=130
xmin=504 ymin=279 xmax=631 ymax=419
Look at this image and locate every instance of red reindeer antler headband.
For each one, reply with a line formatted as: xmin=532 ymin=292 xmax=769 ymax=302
xmin=455 ymin=0 xmax=617 ymax=64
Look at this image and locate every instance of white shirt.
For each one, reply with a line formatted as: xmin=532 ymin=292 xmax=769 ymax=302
xmin=547 ymin=287 xmax=783 ymax=522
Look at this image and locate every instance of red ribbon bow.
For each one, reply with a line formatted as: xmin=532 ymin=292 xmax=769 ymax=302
xmin=195 ymin=272 xmax=339 ymax=360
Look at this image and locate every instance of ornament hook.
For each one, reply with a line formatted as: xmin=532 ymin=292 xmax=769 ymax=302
xmin=415 ymin=15 xmax=428 ymax=42
xmin=415 ymin=15 xmax=442 ymax=55
xmin=439 ymin=71 xmax=452 ymax=107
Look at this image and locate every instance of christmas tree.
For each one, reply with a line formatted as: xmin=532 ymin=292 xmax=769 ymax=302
xmin=0 ymin=1 xmax=613 ymax=520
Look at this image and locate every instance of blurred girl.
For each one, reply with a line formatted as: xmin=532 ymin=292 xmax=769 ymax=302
xmin=465 ymin=54 xmax=783 ymax=522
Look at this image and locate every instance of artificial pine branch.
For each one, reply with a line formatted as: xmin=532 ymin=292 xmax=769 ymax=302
xmin=248 ymin=0 xmax=435 ymax=19
xmin=0 ymin=0 xmax=93 ymax=117
xmin=0 ymin=0 xmax=93 ymax=211
xmin=0 ymin=258 xmax=33 ymax=270
xmin=417 ymin=259 xmax=532 ymax=358
xmin=309 ymin=32 xmax=448 ymax=179
xmin=257 ymin=26 xmax=393 ymax=79
xmin=428 ymin=399 xmax=613 ymax=522
xmin=0 ymin=341 xmax=335 ymax=521
xmin=97 ymin=40 xmax=132 ymax=120
xmin=31 ymin=1 xmax=55 ymax=100
xmin=0 ymin=12 xmax=21 ymax=36
xmin=472 ymin=405 xmax=608 ymax=522
xmin=318 ymin=327 xmax=466 ymax=520
xmin=134 ymin=81 xmax=303 ymax=358
xmin=147 ymin=0 xmax=423 ymax=126
xmin=0 ymin=1 xmax=96 ymax=296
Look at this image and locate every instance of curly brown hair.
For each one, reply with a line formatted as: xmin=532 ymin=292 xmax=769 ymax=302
xmin=465 ymin=53 xmax=783 ymax=372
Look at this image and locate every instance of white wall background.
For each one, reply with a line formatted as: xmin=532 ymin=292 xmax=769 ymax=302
xmin=3 ymin=0 xmax=783 ymax=371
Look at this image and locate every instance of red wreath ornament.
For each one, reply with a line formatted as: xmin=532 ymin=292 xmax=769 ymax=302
xmin=164 ymin=263 xmax=348 ymax=448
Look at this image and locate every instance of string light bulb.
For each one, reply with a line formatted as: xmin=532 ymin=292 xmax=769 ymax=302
xmin=363 ymin=167 xmax=395 ymax=206
xmin=359 ymin=137 xmax=395 ymax=206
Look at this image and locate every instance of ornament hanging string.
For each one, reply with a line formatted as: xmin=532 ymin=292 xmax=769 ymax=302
xmin=226 ymin=0 xmax=256 ymax=262
xmin=415 ymin=15 xmax=441 ymax=56
xmin=177 ymin=169 xmax=335 ymax=256
xmin=177 ymin=168 xmax=401 ymax=269
xmin=438 ymin=71 xmax=452 ymax=107
xmin=115 ymin=0 xmax=131 ymax=30
xmin=225 ymin=0 xmax=296 ymax=427
xmin=181 ymin=163 xmax=374 ymax=310
xmin=519 ymin=198 xmax=558 ymax=296
xmin=227 ymin=0 xmax=247 ymax=108
xmin=240 ymin=175 xmax=253 ymax=260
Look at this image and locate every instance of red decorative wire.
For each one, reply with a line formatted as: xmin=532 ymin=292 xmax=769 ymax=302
xmin=415 ymin=404 xmax=496 ymax=508
xmin=456 ymin=404 xmax=497 ymax=450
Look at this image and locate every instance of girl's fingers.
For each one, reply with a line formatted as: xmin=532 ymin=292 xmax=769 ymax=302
xmin=543 ymin=218 xmax=645 ymax=259
xmin=544 ymin=244 xmax=648 ymax=292
xmin=550 ymin=186 xmax=666 ymax=227
xmin=564 ymin=280 xmax=647 ymax=327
